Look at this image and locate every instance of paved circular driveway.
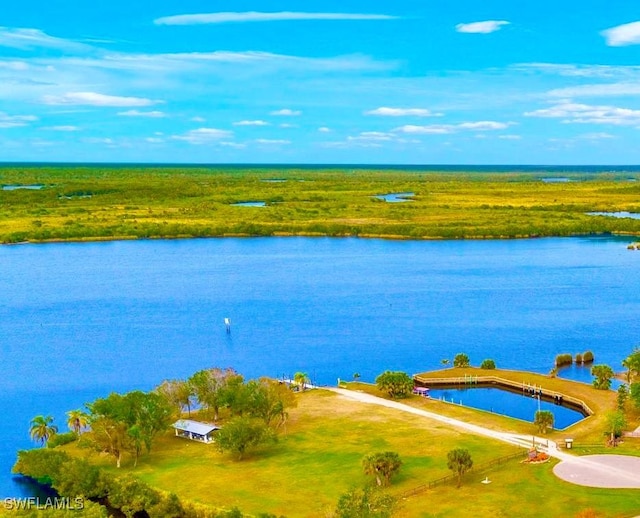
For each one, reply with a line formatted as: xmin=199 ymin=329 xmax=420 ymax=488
xmin=553 ymin=454 xmax=640 ymax=488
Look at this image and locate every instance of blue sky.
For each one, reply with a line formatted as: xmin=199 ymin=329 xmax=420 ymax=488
xmin=2 ymin=1 xmax=640 ymax=164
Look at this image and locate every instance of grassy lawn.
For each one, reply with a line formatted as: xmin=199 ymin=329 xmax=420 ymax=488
xmin=65 ymin=388 xmax=640 ymax=517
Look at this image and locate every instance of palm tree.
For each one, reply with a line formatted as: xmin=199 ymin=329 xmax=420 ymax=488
xmin=447 ymin=448 xmax=473 ymax=488
xmin=29 ymin=415 xmax=58 ymax=447
xmin=534 ymin=410 xmax=554 ymax=434
xmin=293 ymin=372 xmax=309 ymax=392
xmin=362 ymin=451 xmax=403 ymax=486
xmin=66 ymin=409 xmax=89 ymax=435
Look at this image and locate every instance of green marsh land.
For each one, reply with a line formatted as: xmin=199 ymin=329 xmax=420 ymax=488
xmin=2 ymin=166 xmax=640 ymax=243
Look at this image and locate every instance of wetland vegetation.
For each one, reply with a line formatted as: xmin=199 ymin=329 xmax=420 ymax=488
xmin=2 ymin=166 xmax=640 ymax=243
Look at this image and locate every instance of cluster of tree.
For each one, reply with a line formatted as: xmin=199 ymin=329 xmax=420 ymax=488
xmin=158 ymin=368 xmax=297 ymax=460
xmin=30 ymin=367 xmax=298 ymax=466
xmin=86 ymin=391 xmax=174 ymax=468
xmin=12 ymin=449 xmax=280 ymax=518
xmin=159 ymin=368 xmax=296 ymax=427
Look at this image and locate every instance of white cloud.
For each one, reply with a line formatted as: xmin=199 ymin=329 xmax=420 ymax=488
xmin=109 ymin=51 xmax=395 ymax=73
xmin=42 ymin=92 xmax=162 ymax=107
xmin=318 ymin=126 xmax=331 ymax=132
xmin=83 ymin=137 xmax=115 ymax=145
xmin=172 ymin=127 xmax=234 ymax=144
xmin=457 ymin=121 xmax=511 ymax=130
xmin=190 ymin=116 xmax=206 ymax=122
xmin=512 ymin=62 xmax=638 ymax=78
xmin=220 ymin=141 xmax=247 ymax=149
xmin=455 ymin=21 xmax=510 ymax=34
xmin=498 ymin=134 xmax=522 ymax=140
xmin=255 ymin=138 xmax=291 ymax=144
xmin=0 ymin=27 xmax=92 ymax=52
xmin=396 ymin=125 xmax=452 ymax=135
xmin=601 ymin=21 xmax=640 ymax=47
xmin=270 ymin=108 xmax=302 ymax=116
xmin=395 ymin=121 xmax=512 ymax=134
xmin=525 ymin=101 xmax=640 ymax=125
xmin=547 ymin=83 xmax=640 ymax=98
xmin=117 ymin=110 xmax=166 ymax=117
xmin=279 ymin=123 xmax=298 ymax=128
xmin=43 ymin=125 xmax=80 ymax=131
xmin=233 ymin=120 xmax=270 ymax=126
xmin=365 ymin=107 xmax=442 ymax=117
xmin=348 ymin=131 xmax=394 ymax=142
xmin=579 ymin=132 xmax=616 ymax=140
xmin=0 ymin=111 xmax=38 ymax=128
xmin=155 ymin=11 xmax=398 ymax=25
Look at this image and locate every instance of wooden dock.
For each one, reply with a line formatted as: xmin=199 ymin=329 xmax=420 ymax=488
xmin=413 ymin=374 xmax=593 ymax=416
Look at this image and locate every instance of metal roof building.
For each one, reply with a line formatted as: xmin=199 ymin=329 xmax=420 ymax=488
xmin=172 ymin=419 xmax=220 ymax=443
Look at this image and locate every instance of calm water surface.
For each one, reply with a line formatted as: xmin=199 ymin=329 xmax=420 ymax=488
xmin=1 ymin=236 xmax=639 ymax=496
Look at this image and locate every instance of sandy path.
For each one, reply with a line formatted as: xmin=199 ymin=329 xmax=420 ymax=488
xmin=326 ymin=387 xmax=640 ymax=489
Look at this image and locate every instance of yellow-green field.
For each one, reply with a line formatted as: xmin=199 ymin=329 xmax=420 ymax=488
xmin=2 ymin=167 xmax=640 ymax=243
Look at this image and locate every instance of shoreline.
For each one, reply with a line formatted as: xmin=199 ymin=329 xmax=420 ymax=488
xmin=3 ymin=230 xmax=640 ymax=247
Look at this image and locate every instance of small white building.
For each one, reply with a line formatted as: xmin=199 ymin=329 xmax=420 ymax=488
xmin=172 ymin=419 xmax=220 ymax=443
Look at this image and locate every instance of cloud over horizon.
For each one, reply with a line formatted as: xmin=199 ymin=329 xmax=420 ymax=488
xmin=365 ymin=107 xmax=442 ymax=117
xmin=601 ymin=21 xmax=640 ymax=46
xmin=455 ymin=20 xmax=510 ymax=34
xmin=154 ymin=11 xmax=399 ymax=26
xmin=42 ymin=92 xmax=162 ymax=107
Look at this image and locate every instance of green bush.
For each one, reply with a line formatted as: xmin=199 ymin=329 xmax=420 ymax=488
xmin=47 ymin=432 xmax=77 ymax=449
xmin=480 ymin=359 xmax=496 ymax=370
xmin=575 ymin=353 xmax=583 ymax=364
xmin=583 ymin=350 xmax=595 ymax=363
xmin=453 ymin=353 xmax=470 ymax=368
xmin=555 ymin=353 xmax=572 ymax=367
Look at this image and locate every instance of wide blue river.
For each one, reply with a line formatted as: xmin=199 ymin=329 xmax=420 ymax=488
xmin=1 ymin=236 xmax=639 ymax=497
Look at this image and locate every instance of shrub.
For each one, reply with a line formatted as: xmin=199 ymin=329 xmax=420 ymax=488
xmin=480 ymin=359 xmax=496 ymax=370
xmin=555 ymin=353 xmax=573 ymax=367
xmin=583 ymin=350 xmax=594 ymax=363
xmin=47 ymin=432 xmax=77 ymax=449
xmin=575 ymin=353 xmax=583 ymax=364
xmin=453 ymin=353 xmax=470 ymax=368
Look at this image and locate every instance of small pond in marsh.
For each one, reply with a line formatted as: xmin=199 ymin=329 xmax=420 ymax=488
xmin=231 ymin=201 xmax=267 ymax=207
xmin=2 ymin=184 xmax=45 ymax=190
xmin=587 ymin=211 xmax=640 ymax=220
xmin=374 ymin=192 xmax=415 ymax=202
